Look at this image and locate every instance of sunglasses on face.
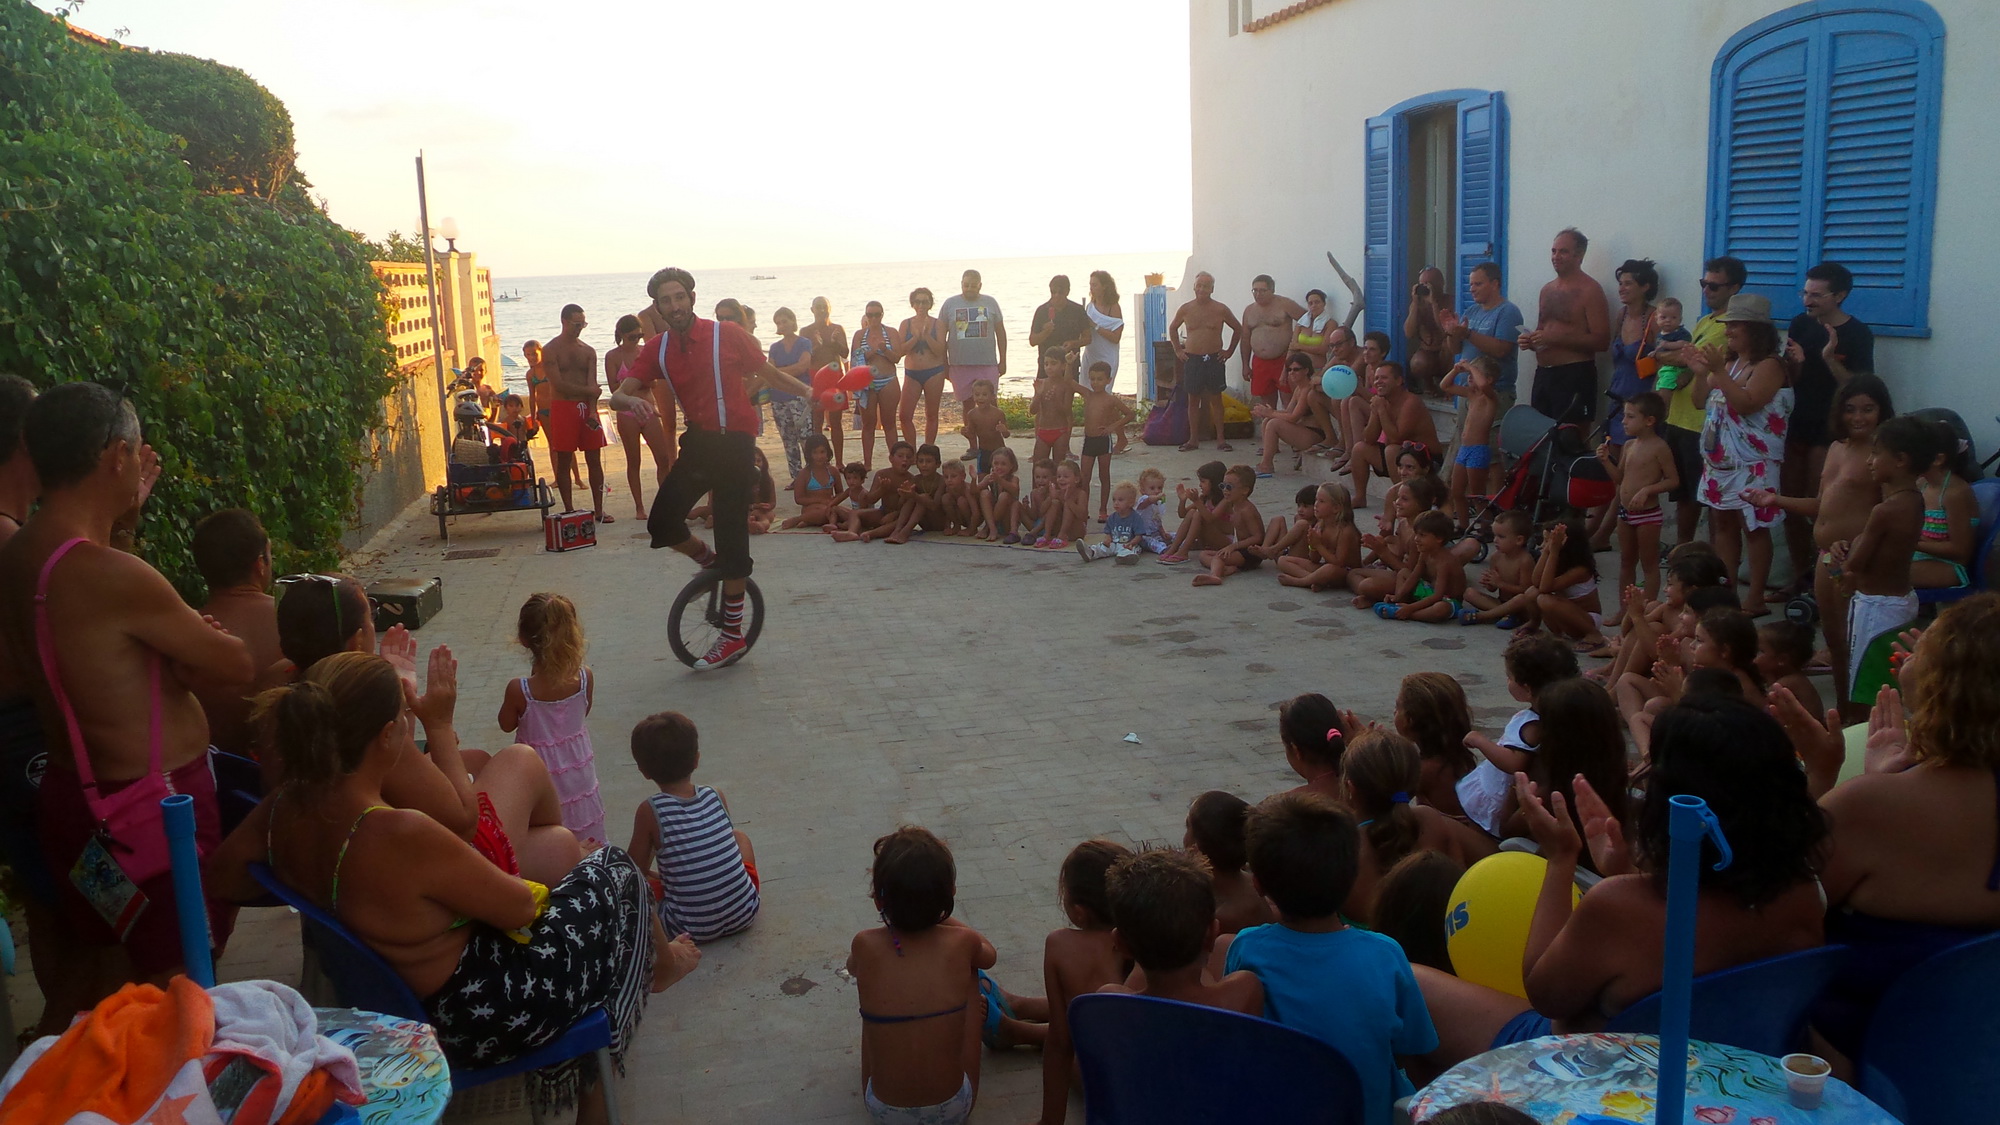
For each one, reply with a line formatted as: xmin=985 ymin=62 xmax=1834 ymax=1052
xmin=1699 ymin=281 xmax=1729 ymax=291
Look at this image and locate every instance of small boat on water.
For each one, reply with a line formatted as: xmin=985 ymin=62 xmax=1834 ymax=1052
xmin=750 ymin=275 xmax=776 ymax=281
xmin=494 ymin=289 xmax=523 ymax=302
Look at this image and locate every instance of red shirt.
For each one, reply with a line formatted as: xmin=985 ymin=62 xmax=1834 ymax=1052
xmin=621 ymin=318 xmax=765 ymax=435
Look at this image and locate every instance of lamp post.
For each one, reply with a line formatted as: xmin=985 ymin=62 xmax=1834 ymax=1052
xmin=416 ymin=154 xmax=452 ymax=470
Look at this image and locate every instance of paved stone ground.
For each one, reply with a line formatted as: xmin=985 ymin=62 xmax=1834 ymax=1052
xmin=5 ymin=425 xmax=1552 ymax=1124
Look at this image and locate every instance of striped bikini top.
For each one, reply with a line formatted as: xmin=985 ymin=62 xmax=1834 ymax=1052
xmin=1921 ymin=470 xmax=1951 ymax=542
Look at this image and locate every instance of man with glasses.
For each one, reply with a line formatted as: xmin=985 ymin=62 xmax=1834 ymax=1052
xmin=1777 ymin=261 xmax=1874 ymax=598
xmin=610 ymin=268 xmax=812 ymax=669
xmin=0 ymin=382 xmax=254 ymax=1005
xmin=1518 ymin=228 xmax=1611 ymax=426
xmin=1655 ymin=255 xmax=1745 ymax=544
xmin=1242 ymin=275 xmax=1307 ymax=410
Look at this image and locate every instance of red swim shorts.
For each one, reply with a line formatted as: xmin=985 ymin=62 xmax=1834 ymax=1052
xmin=1250 ymin=354 xmax=1284 ymax=398
xmin=545 ymin=399 xmax=608 ymax=453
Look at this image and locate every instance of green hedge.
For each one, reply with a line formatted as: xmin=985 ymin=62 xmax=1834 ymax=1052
xmin=0 ymin=3 xmax=394 ymax=597
xmin=106 ymin=45 xmax=295 ymax=199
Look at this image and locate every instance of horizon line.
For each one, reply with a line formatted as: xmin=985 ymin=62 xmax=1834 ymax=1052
xmin=489 ymin=247 xmax=1194 ymax=282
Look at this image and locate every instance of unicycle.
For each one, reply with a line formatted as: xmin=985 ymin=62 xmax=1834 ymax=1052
xmin=666 ymin=568 xmax=764 ymax=668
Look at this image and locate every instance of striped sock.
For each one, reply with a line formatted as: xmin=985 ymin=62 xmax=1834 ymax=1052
xmin=721 ymin=592 xmax=745 ymax=637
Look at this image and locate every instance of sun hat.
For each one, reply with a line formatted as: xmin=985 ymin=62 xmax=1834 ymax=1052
xmin=1715 ymin=293 xmax=1774 ymax=324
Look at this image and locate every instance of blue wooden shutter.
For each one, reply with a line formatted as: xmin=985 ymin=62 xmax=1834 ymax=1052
xmin=1709 ymin=33 xmax=1813 ymax=310
xmin=1363 ymin=114 xmax=1394 ymax=342
xmin=1819 ymin=22 xmax=1935 ymax=332
xmin=1454 ymin=92 xmax=1507 ymax=314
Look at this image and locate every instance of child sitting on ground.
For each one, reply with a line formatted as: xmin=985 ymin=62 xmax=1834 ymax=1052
xmin=1185 ymin=790 xmax=1275 ymax=934
xmin=884 ymin=443 xmax=946 ymax=545
xmin=1374 ymin=511 xmax=1466 ymax=622
xmin=976 ymin=446 xmax=1022 ymax=543
xmin=1590 ymin=545 xmax=1730 ymax=685
xmin=499 ymin=592 xmax=606 ymax=848
xmin=1227 ymin=793 xmax=1438 ymax=1124
xmin=1396 ymin=672 xmax=1477 ymax=821
xmin=1376 ymin=442 xmax=1444 ymax=538
xmin=1100 ymin=849 xmax=1264 ymax=1015
xmin=1278 ymin=691 xmax=1351 ymax=801
xmin=626 ymin=711 xmax=759 ymax=942
xmin=1458 ymin=510 xmax=1537 ymax=626
xmin=1457 ymin=634 xmax=1578 ymax=837
xmin=1612 ymin=585 xmax=1741 ymax=737
xmin=851 ymin=442 xmax=916 ymax=542
xmin=1076 ymin=480 xmax=1143 ymax=562
xmin=1132 ymin=468 xmax=1172 ymax=555
xmin=1443 ymin=357 xmax=1500 ymax=526
xmin=825 ymin=461 xmax=872 ymax=537
xmin=1193 ymin=465 xmax=1267 ymax=587
xmin=1348 ymin=475 xmax=1442 ymax=605
xmin=1017 ymin=459 xmax=1056 ymax=544
xmin=1080 ymin=362 xmax=1134 ymax=521
xmin=784 ymin=435 xmax=840 ymax=530
xmin=1833 ymin=413 xmax=1929 ymax=709
xmin=749 ymin=447 xmax=777 ymax=534
xmin=1259 ymin=485 xmax=1320 ymax=564
xmin=1278 ymin=482 xmax=1361 ymax=591
xmin=1030 ymin=354 xmax=1076 ymax=466
xmin=938 ymin=461 xmax=977 ymax=536
xmin=1161 ymin=461 xmax=1229 ymax=564
xmin=1596 ymin=391 xmax=1678 ymax=613
xmin=1755 ymin=619 xmax=1823 ymax=719
xmin=847 ymin=827 xmax=994 ymax=1125
xmin=1500 ymin=679 xmax=1631 ymax=863
xmin=1036 ymin=839 xmax=1134 ymax=1125
xmin=958 ymin=378 xmax=1010 ymax=478
xmin=1038 ymin=459 xmax=1087 ymax=549
xmin=1530 ymin=518 xmax=1609 ymax=653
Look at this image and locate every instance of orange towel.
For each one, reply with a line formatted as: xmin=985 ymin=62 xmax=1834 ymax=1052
xmin=0 ymin=976 xmax=215 ymax=1123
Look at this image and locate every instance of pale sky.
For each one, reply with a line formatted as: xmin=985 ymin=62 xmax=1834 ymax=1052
xmin=44 ymin=0 xmax=1193 ymax=276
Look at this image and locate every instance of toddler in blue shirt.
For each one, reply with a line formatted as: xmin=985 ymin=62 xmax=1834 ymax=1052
xmin=1224 ymin=791 xmax=1438 ymax=1125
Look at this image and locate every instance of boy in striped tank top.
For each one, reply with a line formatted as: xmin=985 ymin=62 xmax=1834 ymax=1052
xmin=626 ymin=712 xmax=760 ymax=942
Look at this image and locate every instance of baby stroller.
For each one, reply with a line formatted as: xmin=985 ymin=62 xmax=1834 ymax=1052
xmin=1457 ymin=403 xmax=1614 ymax=559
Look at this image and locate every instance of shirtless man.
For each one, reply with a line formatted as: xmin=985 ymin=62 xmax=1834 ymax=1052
xmin=1241 ymin=275 xmax=1307 ymax=410
xmin=542 ymin=304 xmax=611 ymax=521
xmin=0 ymin=382 xmax=254 ymax=1012
xmin=1518 ymin=228 xmax=1611 ymax=425
xmin=802 ymin=295 xmax=849 ymax=446
xmin=1168 ymin=272 xmax=1243 ymax=452
xmin=189 ymin=509 xmax=286 ymax=756
xmin=1345 ymin=363 xmax=1441 ymax=508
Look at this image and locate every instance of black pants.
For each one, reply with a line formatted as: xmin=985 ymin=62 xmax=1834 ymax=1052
xmin=649 ymin=429 xmax=755 ymax=580
xmin=1530 ymin=361 xmax=1599 ymax=424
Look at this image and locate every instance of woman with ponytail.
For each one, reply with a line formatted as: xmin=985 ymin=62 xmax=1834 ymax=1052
xmin=270 ymin=573 xmax=582 ymax=886
xmin=1340 ymin=730 xmax=1496 ymax=924
xmin=210 ymin=652 xmax=697 ymax=1124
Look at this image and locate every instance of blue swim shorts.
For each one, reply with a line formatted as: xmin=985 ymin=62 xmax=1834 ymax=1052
xmin=1455 ymin=443 xmax=1493 ymax=470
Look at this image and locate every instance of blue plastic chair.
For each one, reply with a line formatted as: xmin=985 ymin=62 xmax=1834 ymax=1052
xmin=1860 ymin=930 xmax=2000 ymax=1125
xmin=249 ymin=863 xmax=622 ymax=1124
xmin=1602 ymin=944 xmax=1849 ymax=1056
xmin=1068 ymin=993 xmax=1366 ymax=1124
xmin=1917 ymin=477 xmax=2000 ymax=607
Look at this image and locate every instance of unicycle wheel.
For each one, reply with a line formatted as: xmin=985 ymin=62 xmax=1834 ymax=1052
xmin=666 ymin=570 xmax=764 ymax=668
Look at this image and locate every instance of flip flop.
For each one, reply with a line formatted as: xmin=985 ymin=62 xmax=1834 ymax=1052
xmin=1158 ymin=553 xmax=1186 ymax=564
xmin=1177 ymin=442 xmax=1199 ymax=452
xmin=1256 ymin=470 xmax=1274 ymax=479
xmin=1457 ymin=606 xmax=1482 ymax=626
xmin=1493 ymin=615 xmax=1523 ymax=630
xmin=1572 ymin=638 xmax=1614 ymax=656
xmin=1373 ymin=602 xmax=1400 ymax=620
xmin=597 ymin=512 xmax=616 ymax=523
xmin=1002 ymin=533 xmax=1021 ymax=545
xmin=977 ymin=970 xmax=1014 ymax=1050
xmin=1216 ymin=442 xmax=1235 ymax=452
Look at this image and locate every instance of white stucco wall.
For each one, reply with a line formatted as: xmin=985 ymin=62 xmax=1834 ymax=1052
xmin=1182 ymin=0 xmax=1998 ymax=451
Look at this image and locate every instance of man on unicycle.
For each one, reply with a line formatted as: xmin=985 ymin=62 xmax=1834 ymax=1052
xmin=610 ymin=267 xmax=810 ymax=668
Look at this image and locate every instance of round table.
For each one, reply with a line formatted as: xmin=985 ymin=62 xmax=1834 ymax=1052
xmin=314 ymin=1008 xmax=452 ymax=1125
xmin=1410 ymin=1032 xmax=1897 ymax=1124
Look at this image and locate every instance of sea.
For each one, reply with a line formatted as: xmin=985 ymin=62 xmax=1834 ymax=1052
xmin=489 ymin=251 xmax=1187 ymax=399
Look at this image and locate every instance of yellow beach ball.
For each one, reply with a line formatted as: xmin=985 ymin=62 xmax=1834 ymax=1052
xmin=1444 ymin=851 xmax=1581 ymax=999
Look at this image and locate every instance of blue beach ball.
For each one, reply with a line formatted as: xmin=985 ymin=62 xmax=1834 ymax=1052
xmin=1321 ymin=364 xmax=1357 ymax=398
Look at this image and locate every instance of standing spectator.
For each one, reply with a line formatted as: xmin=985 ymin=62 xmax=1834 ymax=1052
xmin=766 ymin=307 xmax=816 ymax=485
xmin=1440 ymin=261 xmax=1524 ymax=493
xmin=1690 ymin=294 xmax=1793 ymax=611
xmin=542 ymin=304 xmax=610 ymax=522
xmin=1168 ymin=271 xmax=1244 ymax=452
xmin=189 ymin=509 xmax=283 ymax=757
xmin=1083 ymin=270 xmax=1124 ymax=394
xmin=1655 ymin=256 xmax=1745 ymax=545
xmin=1779 ymin=262 xmax=1874 ymax=601
xmin=1590 ymin=259 xmax=1660 ymax=550
xmin=1028 ymin=275 xmax=1091 ymax=370
xmin=1241 ymin=275 xmax=1307 ymax=409
xmin=1402 ymin=265 xmax=1450 ymax=395
xmin=802 ymin=296 xmax=849 ymax=452
xmin=1518 ymin=228 xmax=1611 ymax=425
xmin=1293 ymin=289 xmax=1333 ymax=371
xmin=939 ymin=269 xmax=1007 ymax=461
xmin=851 ymin=301 xmax=902 ymax=470
xmin=606 ymin=314 xmax=671 ymax=518
xmin=897 ymin=288 xmax=949 ymax=447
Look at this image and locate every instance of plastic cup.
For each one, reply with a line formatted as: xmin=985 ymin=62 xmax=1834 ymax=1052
xmin=1782 ymin=1052 xmax=1831 ymax=1110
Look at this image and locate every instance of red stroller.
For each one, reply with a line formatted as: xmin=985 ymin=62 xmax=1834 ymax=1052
xmin=1459 ymin=404 xmax=1615 ymax=559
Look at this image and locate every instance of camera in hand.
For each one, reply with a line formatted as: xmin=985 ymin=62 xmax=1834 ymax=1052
xmin=1414 ymin=284 xmax=1430 ymax=297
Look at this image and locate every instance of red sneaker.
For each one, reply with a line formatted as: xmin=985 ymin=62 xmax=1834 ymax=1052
xmin=695 ymin=633 xmax=749 ymax=670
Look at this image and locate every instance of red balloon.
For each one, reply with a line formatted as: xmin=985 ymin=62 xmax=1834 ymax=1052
xmin=837 ymin=365 xmax=872 ymax=392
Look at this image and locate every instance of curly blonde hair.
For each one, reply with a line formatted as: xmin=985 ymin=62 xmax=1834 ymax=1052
xmin=1908 ymin=594 xmax=2000 ymax=768
xmin=517 ymin=592 xmax=585 ymax=685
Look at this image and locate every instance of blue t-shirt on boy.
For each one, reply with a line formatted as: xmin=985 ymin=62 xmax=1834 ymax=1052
xmin=1225 ymin=923 xmax=1439 ymax=1125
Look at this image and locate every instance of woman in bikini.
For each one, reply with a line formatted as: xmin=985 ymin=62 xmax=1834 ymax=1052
xmin=605 ymin=315 xmax=671 ymax=519
xmin=209 ymin=652 xmax=696 ymax=1125
xmin=851 ymin=301 xmax=903 ymax=470
xmin=1253 ymin=354 xmax=1330 ymax=475
xmin=897 ymin=288 xmax=948 ymax=448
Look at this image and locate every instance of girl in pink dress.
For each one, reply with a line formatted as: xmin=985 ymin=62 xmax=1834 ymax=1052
xmin=498 ymin=593 xmax=607 ymax=848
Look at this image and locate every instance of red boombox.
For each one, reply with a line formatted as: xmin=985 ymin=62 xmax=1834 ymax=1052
xmin=544 ymin=510 xmax=597 ymax=552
